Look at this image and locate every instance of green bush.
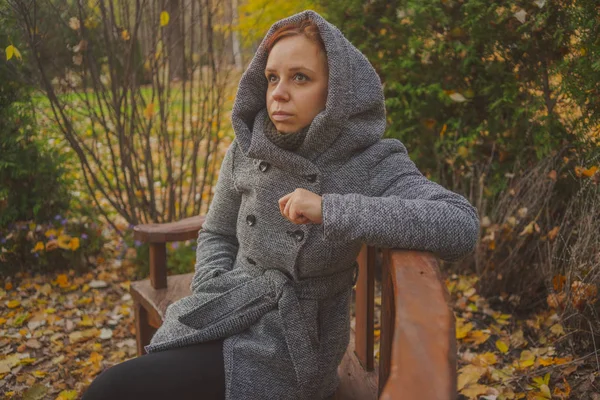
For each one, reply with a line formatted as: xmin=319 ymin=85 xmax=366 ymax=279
xmin=0 ymin=212 xmax=107 ymax=277
xmin=122 ymin=229 xmax=197 ymax=280
xmin=0 ymin=102 xmax=73 ymax=226
xmin=320 ymin=0 xmax=599 ymax=198
xmin=1 ymin=4 xmax=74 ymax=227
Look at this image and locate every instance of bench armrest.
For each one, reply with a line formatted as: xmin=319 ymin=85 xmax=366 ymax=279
xmin=133 ymin=215 xmax=206 ymax=244
xmin=131 ymin=215 xmax=206 ymax=289
xmin=379 ymin=250 xmax=457 ymax=400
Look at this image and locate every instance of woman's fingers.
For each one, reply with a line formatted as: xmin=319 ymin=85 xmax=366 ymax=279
xmin=278 ymin=193 xmax=292 ymax=215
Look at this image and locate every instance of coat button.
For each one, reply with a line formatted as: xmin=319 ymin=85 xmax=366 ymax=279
xmin=246 ymin=257 xmax=256 ymax=265
xmin=305 ymin=174 xmax=317 ymax=183
xmin=293 ymin=229 xmax=304 ymax=242
xmin=258 ymin=161 xmax=270 ymax=172
xmin=246 ymin=215 xmax=256 ymax=226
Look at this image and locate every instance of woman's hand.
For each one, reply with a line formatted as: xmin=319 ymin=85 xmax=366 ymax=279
xmin=278 ymin=188 xmax=323 ymax=225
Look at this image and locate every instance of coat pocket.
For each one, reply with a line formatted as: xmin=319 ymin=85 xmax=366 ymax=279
xmin=299 ymin=298 xmax=321 ymax=349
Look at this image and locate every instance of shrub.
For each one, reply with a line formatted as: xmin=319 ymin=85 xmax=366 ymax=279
xmin=0 ymin=211 xmax=107 ymax=277
xmin=122 ymin=229 xmax=197 ymax=280
xmin=320 ymin=0 xmax=599 ymax=197
xmin=0 ymin=102 xmax=73 ymax=226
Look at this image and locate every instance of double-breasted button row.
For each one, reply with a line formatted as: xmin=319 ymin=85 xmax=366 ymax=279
xmin=257 ymin=160 xmax=317 ymax=184
xmin=305 ymin=174 xmax=317 ymax=183
xmin=258 ymin=161 xmax=270 ymax=172
xmin=286 ymin=229 xmax=305 ymax=242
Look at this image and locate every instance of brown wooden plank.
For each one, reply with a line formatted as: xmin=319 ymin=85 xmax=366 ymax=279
xmin=149 ymin=243 xmax=167 ymax=290
xmin=354 ymin=244 xmax=376 ymax=371
xmin=133 ymin=300 xmax=157 ymax=356
xmin=336 ymin=329 xmax=379 ymax=400
xmin=130 ymin=273 xmax=194 ymax=328
xmin=133 ymin=215 xmax=205 ymax=243
xmin=378 ymin=249 xmax=394 ymax=395
xmin=379 ymin=250 xmax=457 ymax=400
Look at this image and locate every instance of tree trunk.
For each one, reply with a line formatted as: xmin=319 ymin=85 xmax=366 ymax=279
xmin=166 ymin=0 xmax=186 ymax=81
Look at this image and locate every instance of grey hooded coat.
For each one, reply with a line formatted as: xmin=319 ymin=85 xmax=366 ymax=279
xmin=144 ymin=10 xmax=480 ymax=400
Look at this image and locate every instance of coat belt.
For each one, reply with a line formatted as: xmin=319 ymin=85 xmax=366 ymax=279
xmin=177 ymin=262 xmax=358 ymax=395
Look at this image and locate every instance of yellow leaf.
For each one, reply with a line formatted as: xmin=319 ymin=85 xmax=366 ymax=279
xmin=538 ymin=384 xmax=552 ymax=398
xmin=473 ymin=352 xmax=497 ymax=366
xmin=457 ymin=364 xmax=486 ymax=391
xmin=582 ymin=166 xmax=598 ymax=177
xmin=32 ymin=242 xmax=45 ymax=253
xmin=439 ymin=123 xmax=447 ymax=138
xmin=7 ymin=300 xmax=20 ymax=309
xmin=517 ymin=349 xmax=535 ymax=368
xmin=538 ymin=356 xmax=554 ymax=366
xmin=457 ymin=146 xmax=469 ymax=159
xmin=69 ymin=237 xmax=80 ymax=251
xmin=460 ymin=383 xmax=490 ymax=399
xmin=519 ymin=221 xmax=536 ymax=236
xmin=144 ymin=102 xmax=155 ymax=119
xmin=553 ymin=377 xmax=571 ymax=398
xmin=44 ymin=229 xmax=58 ymax=238
xmin=57 ymin=235 xmax=72 ymax=250
xmin=547 ymin=226 xmax=560 ymax=241
xmin=19 ymin=357 xmax=36 ymax=365
xmin=6 ymin=45 xmax=22 ymax=61
xmin=55 ymin=274 xmax=69 ymax=287
xmin=32 ymin=370 xmax=47 ymax=378
xmin=553 ymin=356 xmax=572 ymax=365
xmin=496 ymin=338 xmax=510 ymax=353
xmin=550 ymin=323 xmax=565 ymax=336
xmin=456 ymin=321 xmax=474 ymax=339
xmin=89 ymin=351 xmax=103 ymax=364
xmin=160 ymin=11 xmax=170 ymax=27
xmin=56 ymin=390 xmax=79 ymax=400
xmin=121 ymin=29 xmax=130 ymax=41
xmin=79 ymin=315 xmax=94 ymax=327
xmin=465 ymin=330 xmax=490 ymax=345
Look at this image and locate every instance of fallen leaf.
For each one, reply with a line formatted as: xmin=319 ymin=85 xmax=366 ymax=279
xmin=496 ymin=339 xmax=510 ymax=354
xmin=450 ymin=92 xmax=468 ymax=102
xmin=514 ymin=9 xmax=527 ymax=23
xmin=458 ymin=364 xmax=486 ymax=391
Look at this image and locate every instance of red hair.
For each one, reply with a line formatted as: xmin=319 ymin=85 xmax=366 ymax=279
xmin=264 ymin=18 xmax=326 ymax=55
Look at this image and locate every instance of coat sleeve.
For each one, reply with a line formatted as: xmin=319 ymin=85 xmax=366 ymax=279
xmin=321 ymin=143 xmax=480 ymax=262
xmin=190 ymin=140 xmax=242 ymax=293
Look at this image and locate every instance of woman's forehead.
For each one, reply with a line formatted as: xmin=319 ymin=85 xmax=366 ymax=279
xmin=265 ymin=36 xmax=327 ymax=71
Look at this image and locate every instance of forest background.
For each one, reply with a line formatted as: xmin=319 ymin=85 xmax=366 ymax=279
xmin=0 ymin=0 xmax=599 ymax=398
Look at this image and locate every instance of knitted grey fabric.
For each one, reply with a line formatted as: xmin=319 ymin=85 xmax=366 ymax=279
xmin=145 ymin=9 xmax=480 ymax=400
xmin=263 ymin=112 xmax=311 ymax=151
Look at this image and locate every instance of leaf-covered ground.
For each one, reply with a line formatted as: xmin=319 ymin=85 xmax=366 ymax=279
xmin=1 ymin=232 xmax=598 ymax=399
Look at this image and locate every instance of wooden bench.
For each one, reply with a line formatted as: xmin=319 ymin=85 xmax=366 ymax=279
xmin=130 ymin=215 xmax=457 ymax=399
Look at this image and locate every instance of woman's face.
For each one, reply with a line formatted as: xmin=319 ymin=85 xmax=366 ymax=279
xmin=265 ymin=35 xmax=329 ymax=134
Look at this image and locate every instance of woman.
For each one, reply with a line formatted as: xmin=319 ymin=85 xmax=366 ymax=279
xmin=83 ymin=9 xmax=479 ymax=400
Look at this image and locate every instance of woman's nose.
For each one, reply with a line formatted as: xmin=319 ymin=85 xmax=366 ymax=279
xmin=271 ymin=81 xmax=289 ymax=102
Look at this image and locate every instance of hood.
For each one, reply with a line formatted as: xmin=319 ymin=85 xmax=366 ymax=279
xmin=230 ymin=10 xmax=387 ymax=173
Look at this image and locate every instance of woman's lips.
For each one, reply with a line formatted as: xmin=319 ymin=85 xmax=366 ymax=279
xmin=272 ymin=113 xmax=293 ymax=121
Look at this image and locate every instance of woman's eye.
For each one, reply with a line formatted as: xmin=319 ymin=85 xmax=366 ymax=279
xmin=294 ymin=73 xmax=308 ymax=82
xmin=267 ymin=74 xmax=277 ymax=83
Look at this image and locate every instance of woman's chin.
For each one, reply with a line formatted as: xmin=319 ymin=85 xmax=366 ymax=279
xmin=274 ymin=124 xmax=297 ymax=134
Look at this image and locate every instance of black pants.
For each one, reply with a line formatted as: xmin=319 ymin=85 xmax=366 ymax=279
xmin=81 ymin=339 xmax=225 ymax=400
